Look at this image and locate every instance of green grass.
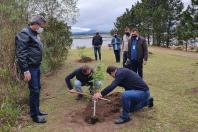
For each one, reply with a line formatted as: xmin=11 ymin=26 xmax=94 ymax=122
xmin=19 ymin=47 xmax=198 ymax=132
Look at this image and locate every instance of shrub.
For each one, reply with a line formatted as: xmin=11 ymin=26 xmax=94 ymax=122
xmin=77 ymin=46 xmax=87 ymax=59
xmin=42 ymin=17 xmax=72 ymax=72
xmin=89 ymin=63 xmax=105 ymax=94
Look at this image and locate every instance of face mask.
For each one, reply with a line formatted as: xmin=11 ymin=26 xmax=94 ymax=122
xmin=125 ymin=32 xmax=130 ymax=36
xmin=36 ymin=27 xmax=44 ymax=33
xmin=114 ymin=35 xmax=117 ymax=38
xmin=132 ymin=35 xmax=137 ymax=39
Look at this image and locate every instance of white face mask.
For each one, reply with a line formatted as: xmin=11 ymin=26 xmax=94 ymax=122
xmin=36 ymin=27 xmax=44 ymax=33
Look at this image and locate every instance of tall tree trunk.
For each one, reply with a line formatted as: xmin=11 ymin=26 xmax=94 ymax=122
xmin=147 ymin=34 xmax=150 ymax=45
xmin=166 ymin=21 xmax=171 ymax=48
xmin=185 ymin=41 xmax=188 ymax=52
xmin=152 ymin=30 xmax=155 ymax=45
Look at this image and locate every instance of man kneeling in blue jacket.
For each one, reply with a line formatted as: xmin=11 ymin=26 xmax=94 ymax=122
xmin=93 ymin=65 xmax=153 ymax=124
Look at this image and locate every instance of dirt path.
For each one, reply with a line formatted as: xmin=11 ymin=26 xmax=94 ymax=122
xmin=20 ymin=47 xmax=198 ymax=132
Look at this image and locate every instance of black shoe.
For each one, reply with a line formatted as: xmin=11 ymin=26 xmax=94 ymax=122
xmin=39 ymin=111 xmax=48 ymax=116
xmin=148 ymin=97 xmax=154 ymax=108
xmin=114 ymin=117 xmax=130 ymax=124
xmin=32 ymin=116 xmax=47 ymax=123
xmin=75 ymin=94 xmax=83 ymax=100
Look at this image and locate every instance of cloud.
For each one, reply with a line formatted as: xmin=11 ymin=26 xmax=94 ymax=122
xmin=72 ymin=0 xmax=138 ymax=31
xmin=71 ymin=27 xmax=91 ymax=32
xmin=72 ymin=0 xmax=191 ymax=32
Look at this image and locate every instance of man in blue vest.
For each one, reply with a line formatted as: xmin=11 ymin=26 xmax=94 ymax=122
xmin=127 ymin=28 xmax=148 ymax=78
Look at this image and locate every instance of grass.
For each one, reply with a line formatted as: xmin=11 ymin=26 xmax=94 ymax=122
xmin=17 ymin=47 xmax=198 ymax=132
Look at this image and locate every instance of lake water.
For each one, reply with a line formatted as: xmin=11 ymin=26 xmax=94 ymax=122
xmin=72 ymin=34 xmax=112 ymax=48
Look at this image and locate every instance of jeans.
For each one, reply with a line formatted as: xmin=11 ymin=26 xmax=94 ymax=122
xmin=114 ymin=50 xmax=120 ymax=63
xmin=74 ymin=80 xmax=102 ymax=93
xmin=130 ymin=60 xmax=143 ymax=78
xmin=28 ymin=67 xmax=41 ymax=117
xmin=121 ymin=90 xmax=150 ymax=119
xmin=123 ymin=51 xmax=128 ymax=67
xmin=94 ymin=47 xmax=101 ymax=61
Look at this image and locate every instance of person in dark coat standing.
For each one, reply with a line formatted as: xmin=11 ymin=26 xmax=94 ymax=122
xmin=92 ymin=32 xmax=103 ymax=61
xmin=15 ymin=15 xmax=47 ymax=123
xmin=111 ymin=32 xmax=122 ymax=63
xmin=126 ymin=28 xmax=148 ymax=78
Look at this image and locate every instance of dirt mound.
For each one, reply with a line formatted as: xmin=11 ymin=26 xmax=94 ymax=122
xmin=78 ymin=56 xmax=94 ymax=63
xmin=83 ymin=92 xmax=122 ymax=124
xmin=192 ymin=87 xmax=198 ymax=93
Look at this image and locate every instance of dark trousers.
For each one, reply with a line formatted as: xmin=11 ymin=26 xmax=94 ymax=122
xmin=130 ymin=60 xmax=143 ymax=78
xmin=121 ymin=90 xmax=150 ymax=119
xmin=114 ymin=50 xmax=120 ymax=63
xmin=123 ymin=51 xmax=128 ymax=67
xmin=94 ymin=47 xmax=101 ymax=61
xmin=28 ymin=67 xmax=41 ymax=117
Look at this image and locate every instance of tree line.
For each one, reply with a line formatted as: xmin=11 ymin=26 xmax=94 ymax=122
xmin=112 ymin=0 xmax=198 ymax=50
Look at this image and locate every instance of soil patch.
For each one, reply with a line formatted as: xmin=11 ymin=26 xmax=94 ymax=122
xmin=83 ymin=92 xmax=121 ymax=124
xmin=192 ymin=87 xmax=198 ymax=93
xmin=148 ymin=51 xmax=153 ymax=54
xmin=77 ymin=56 xmax=94 ymax=63
xmin=78 ymin=92 xmax=121 ymax=124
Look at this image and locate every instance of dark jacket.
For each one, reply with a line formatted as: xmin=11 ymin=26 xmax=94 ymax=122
xmin=101 ymin=68 xmax=149 ymax=96
xmin=65 ymin=68 xmax=94 ymax=90
xmin=92 ymin=35 xmax=103 ymax=46
xmin=128 ymin=36 xmax=148 ymax=61
xmin=15 ymin=26 xmax=43 ymax=72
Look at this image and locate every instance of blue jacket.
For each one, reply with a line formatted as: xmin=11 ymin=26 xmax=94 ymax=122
xmin=111 ymin=37 xmax=121 ymax=50
xmin=101 ymin=68 xmax=149 ymax=96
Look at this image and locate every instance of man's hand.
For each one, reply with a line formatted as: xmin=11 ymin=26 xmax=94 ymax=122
xmin=143 ymin=60 xmax=147 ymax=65
xmin=68 ymin=89 xmax=76 ymax=93
xmin=24 ymin=71 xmax=31 ymax=82
xmin=93 ymin=92 xmax=102 ymax=100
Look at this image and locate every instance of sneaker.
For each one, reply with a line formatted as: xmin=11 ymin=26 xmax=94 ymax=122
xmin=148 ymin=97 xmax=154 ymax=108
xmin=32 ymin=116 xmax=47 ymax=123
xmin=114 ymin=117 xmax=130 ymax=124
xmin=39 ymin=111 xmax=48 ymax=116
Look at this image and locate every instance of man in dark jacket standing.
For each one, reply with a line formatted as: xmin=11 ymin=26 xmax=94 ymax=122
xmin=65 ymin=65 xmax=101 ymax=100
xmin=127 ymin=28 xmax=148 ymax=78
xmin=15 ymin=15 xmax=47 ymax=123
xmin=92 ymin=32 xmax=103 ymax=61
xmin=93 ymin=65 xmax=153 ymax=124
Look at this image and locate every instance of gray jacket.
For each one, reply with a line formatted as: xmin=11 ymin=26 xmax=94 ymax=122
xmin=15 ymin=26 xmax=43 ymax=72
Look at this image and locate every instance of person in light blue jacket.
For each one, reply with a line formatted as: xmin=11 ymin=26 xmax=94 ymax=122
xmin=111 ymin=32 xmax=122 ymax=63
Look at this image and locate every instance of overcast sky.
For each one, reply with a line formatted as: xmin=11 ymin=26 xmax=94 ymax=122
xmin=71 ymin=0 xmax=191 ymax=32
